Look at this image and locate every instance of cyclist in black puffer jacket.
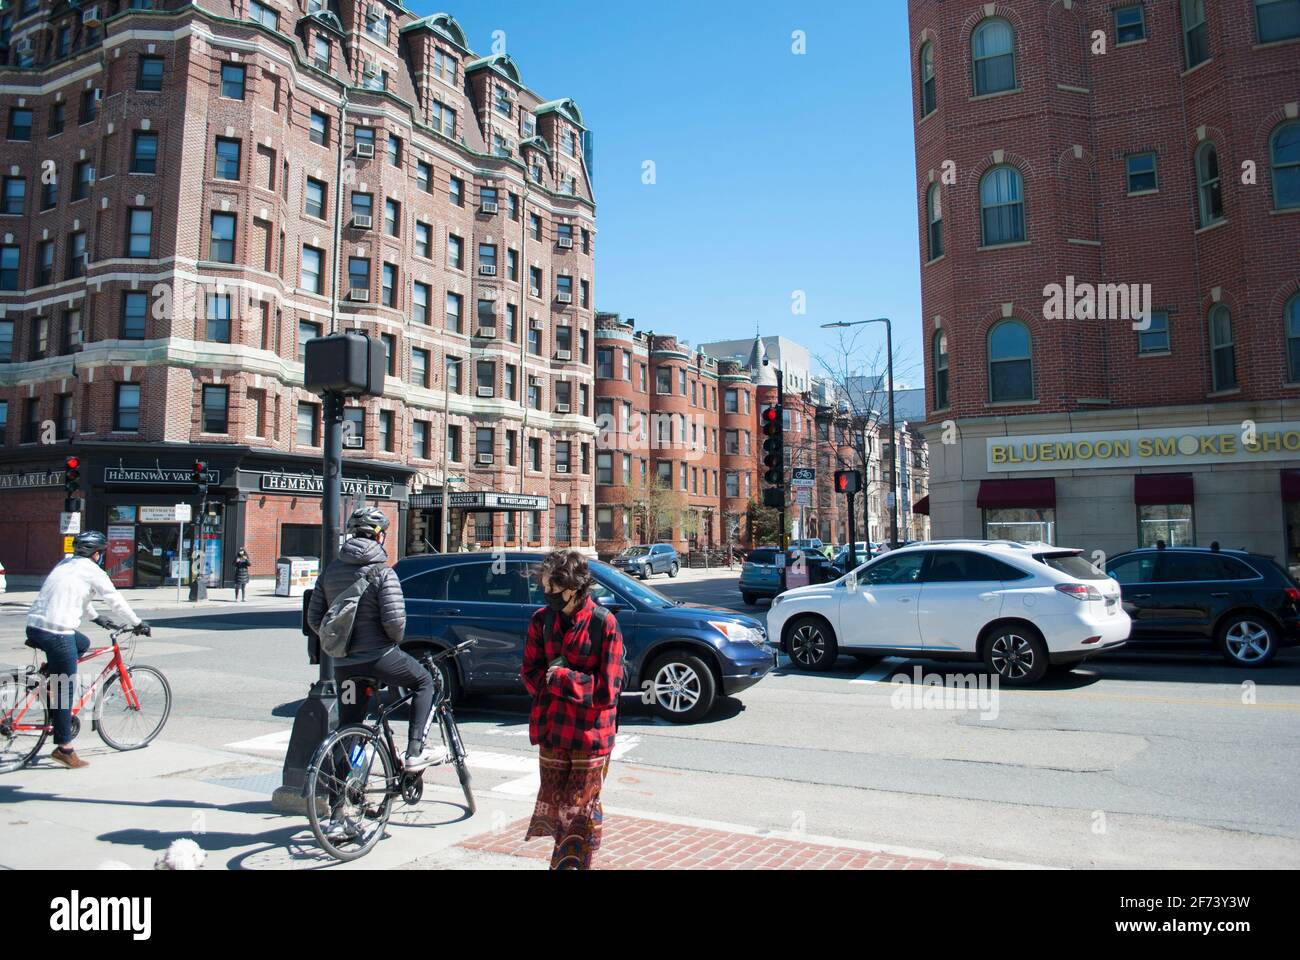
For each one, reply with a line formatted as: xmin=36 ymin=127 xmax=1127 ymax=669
xmin=307 ymin=507 xmax=438 ymax=773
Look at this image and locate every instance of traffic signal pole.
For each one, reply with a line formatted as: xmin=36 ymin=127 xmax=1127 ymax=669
xmin=776 ymin=368 xmax=786 ymax=552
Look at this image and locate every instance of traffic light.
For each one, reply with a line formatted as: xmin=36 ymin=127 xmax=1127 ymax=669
xmin=761 ymin=405 xmax=784 ymax=487
xmin=834 ymin=470 xmax=862 ymax=495
xmin=192 ymin=460 xmax=209 ymax=494
xmin=64 ymin=456 xmax=81 ymax=497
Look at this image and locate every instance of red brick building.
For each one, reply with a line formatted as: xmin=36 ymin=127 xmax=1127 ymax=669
xmin=0 ymin=2 xmax=596 ymax=585
xmin=592 ymin=313 xmax=756 ymax=557
xmin=910 ymin=0 xmax=1300 ymax=564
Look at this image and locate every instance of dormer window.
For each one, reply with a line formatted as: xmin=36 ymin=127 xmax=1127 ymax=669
xmin=522 ymin=114 xmax=536 ymax=137
xmin=562 ymin=129 xmax=577 ymax=157
xmin=433 ymin=48 xmax=456 ymax=83
xmin=365 ymin=6 xmax=389 ymax=43
xmin=493 ymin=133 xmax=511 ymax=158
xmin=495 ymin=86 xmax=512 ymax=118
xmin=313 ymin=35 xmax=330 ymax=71
xmin=530 ymin=163 xmax=544 ymax=184
xmin=431 ymin=101 xmax=455 ymax=137
xmin=249 ymin=0 xmax=279 ymax=31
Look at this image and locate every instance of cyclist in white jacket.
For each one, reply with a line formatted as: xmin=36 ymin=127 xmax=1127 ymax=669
xmin=25 ymin=531 xmax=150 ymax=769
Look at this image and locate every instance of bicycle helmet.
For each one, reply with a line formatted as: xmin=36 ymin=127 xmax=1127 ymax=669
xmin=73 ymin=530 xmax=109 ymax=557
xmin=346 ymin=506 xmax=390 ymax=539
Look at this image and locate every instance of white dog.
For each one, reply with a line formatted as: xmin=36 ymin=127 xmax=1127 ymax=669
xmin=154 ymin=838 xmax=207 ymax=870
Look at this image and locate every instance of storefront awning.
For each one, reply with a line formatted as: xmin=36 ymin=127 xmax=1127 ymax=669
xmin=1283 ymin=471 xmax=1300 ymax=502
xmin=912 ymin=495 xmax=930 ymax=516
xmin=977 ymin=478 xmax=1056 ymax=509
xmin=1134 ymin=473 xmax=1194 ymax=505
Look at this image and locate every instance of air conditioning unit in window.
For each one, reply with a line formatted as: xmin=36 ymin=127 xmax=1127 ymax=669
xmin=529 ymin=375 xmax=543 ymax=386
xmin=82 ymin=6 xmax=102 ymax=26
xmin=69 ymin=329 xmax=84 ymax=346
xmin=556 ymin=403 xmax=571 ymax=414
xmin=348 ymin=287 xmax=370 ymax=301
xmin=557 ymin=237 xmax=573 ymax=249
xmin=556 ymin=463 xmax=569 ymax=473
xmin=555 ymin=349 xmax=571 ymax=361
xmin=475 ymin=326 xmax=497 ymax=339
xmin=529 ymin=318 xmax=543 ymax=330
xmin=351 ymin=213 xmax=372 ymax=229
xmin=480 ymin=201 xmax=498 ymax=214
xmin=477 ymin=452 xmax=494 ymax=464
xmin=478 ymin=265 xmax=497 ymax=276
xmin=476 ymin=386 xmax=494 ymax=398
xmin=556 ymin=293 xmax=573 ymax=305
xmin=355 ymin=142 xmax=374 ymax=158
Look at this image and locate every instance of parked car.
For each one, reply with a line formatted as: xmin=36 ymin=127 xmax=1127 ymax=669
xmin=1105 ymin=546 xmax=1300 ymax=667
xmin=829 ymin=542 xmax=874 ymax=573
xmin=740 ymin=548 xmax=837 ymax=605
xmin=790 ymin=538 xmax=825 ymax=553
xmin=765 ymin=540 xmax=1129 ymax=685
xmin=613 ymin=543 xmax=681 ymax=580
xmin=392 ymin=552 xmax=776 ymax=722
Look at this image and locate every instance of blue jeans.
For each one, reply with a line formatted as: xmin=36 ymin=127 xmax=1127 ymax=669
xmin=25 ymin=627 xmax=91 ymax=746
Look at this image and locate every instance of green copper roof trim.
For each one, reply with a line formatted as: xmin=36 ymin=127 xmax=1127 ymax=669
xmin=535 ymin=98 xmax=585 ymax=129
xmin=465 ymin=53 xmax=522 ymax=86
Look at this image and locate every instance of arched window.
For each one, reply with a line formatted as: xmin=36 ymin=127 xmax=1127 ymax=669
xmin=988 ymin=321 xmax=1033 ymax=403
xmin=1287 ymin=295 xmax=1300 ymax=383
xmin=920 ymin=42 xmax=937 ymax=117
xmin=1272 ymin=121 xmax=1300 ymax=211
xmin=980 ymin=166 xmax=1025 ymax=246
xmin=972 ymin=18 xmax=1016 ymax=96
xmin=1195 ymin=142 xmax=1224 ymax=226
xmin=933 ymin=332 xmax=950 ymax=409
xmin=1209 ymin=305 xmax=1237 ymax=392
xmin=926 ymin=183 xmax=943 ymax=261
xmin=1256 ymin=0 xmax=1300 ymax=44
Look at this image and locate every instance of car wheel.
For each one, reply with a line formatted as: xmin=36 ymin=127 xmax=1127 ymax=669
xmin=1218 ymin=614 xmax=1277 ymax=667
xmin=786 ymin=615 xmax=839 ymax=672
xmin=669 ymin=561 xmax=680 ymax=578
xmin=645 ymin=651 xmax=716 ymax=723
xmin=742 ymin=593 xmax=757 ymax=606
xmin=639 ymin=567 xmax=650 ymax=581
xmin=984 ymin=625 xmax=1048 ymax=686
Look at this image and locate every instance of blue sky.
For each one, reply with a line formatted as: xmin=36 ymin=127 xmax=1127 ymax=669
xmin=425 ymin=0 xmax=923 ymax=383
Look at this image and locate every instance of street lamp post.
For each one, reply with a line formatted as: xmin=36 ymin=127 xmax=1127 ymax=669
xmin=821 ymin=318 xmax=898 ymax=548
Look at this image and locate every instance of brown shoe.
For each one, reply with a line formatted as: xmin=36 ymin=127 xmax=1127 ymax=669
xmin=50 ymin=748 xmax=89 ymax=769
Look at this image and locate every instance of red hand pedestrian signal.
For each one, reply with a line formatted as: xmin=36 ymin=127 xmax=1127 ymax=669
xmin=834 ymin=470 xmax=862 ymax=495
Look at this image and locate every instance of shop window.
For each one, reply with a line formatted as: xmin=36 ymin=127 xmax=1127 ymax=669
xmin=1286 ymin=501 xmax=1300 ymax=579
xmin=1137 ymin=504 xmax=1194 ymax=547
xmin=281 ymin=524 xmax=321 ymax=560
xmin=982 ymin=507 xmax=1055 ymax=544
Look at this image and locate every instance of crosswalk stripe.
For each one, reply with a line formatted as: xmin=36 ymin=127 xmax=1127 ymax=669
xmin=849 ymin=657 xmax=912 ymax=685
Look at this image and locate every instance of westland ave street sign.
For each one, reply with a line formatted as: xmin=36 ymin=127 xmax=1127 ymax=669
xmin=988 ymin=421 xmax=1300 ymax=473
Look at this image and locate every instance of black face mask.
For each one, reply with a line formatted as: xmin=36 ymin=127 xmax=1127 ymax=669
xmin=544 ymin=590 xmax=569 ymax=612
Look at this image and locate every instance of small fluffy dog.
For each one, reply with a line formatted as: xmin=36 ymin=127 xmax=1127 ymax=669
xmin=154 ymin=838 xmax=206 ymax=870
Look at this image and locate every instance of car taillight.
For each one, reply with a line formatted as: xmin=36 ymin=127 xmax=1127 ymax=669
xmin=1286 ymin=587 xmax=1300 ymax=604
xmin=1055 ymin=583 xmax=1102 ymax=601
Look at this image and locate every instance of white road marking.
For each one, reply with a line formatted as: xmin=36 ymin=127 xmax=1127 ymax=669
xmin=849 ymin=657 xmax=912 ymax=685
xmin=224 ymin=730 xmax=293 ymax=753
xmin=487 ymin=732 xmax=640 ymax=797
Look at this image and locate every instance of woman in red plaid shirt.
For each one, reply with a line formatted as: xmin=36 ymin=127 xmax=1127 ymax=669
xmin=521 ymin=550 xmax=625 ymax=870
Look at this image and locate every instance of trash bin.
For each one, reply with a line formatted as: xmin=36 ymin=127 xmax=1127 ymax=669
xmin=275 ymin=556 xmax=320 ymax=597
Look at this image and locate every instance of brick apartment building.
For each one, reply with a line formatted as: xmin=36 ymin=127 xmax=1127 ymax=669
xmin=910 ymin=0 xmax=1300 ymax=563
xmin=592 ymin=313 xmax=755 ymax=557
xmin=590 ymin=321 xmax=932 ymax=558
xmin=0 ymin=2 xmax=597 ymax=586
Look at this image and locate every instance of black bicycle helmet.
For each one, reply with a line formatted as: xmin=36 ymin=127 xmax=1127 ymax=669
xmin=73 ymin=531 xmax=108 ymax=557
xmin=346 ymin=506 xmax=390 ymax=539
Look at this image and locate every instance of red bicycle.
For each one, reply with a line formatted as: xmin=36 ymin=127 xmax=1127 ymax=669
xmin=0 ymin=623 xmax=172 ymax=772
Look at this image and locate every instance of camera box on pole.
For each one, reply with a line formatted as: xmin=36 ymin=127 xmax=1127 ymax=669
xmin=304 ymin=332 xmax=385 ymax=397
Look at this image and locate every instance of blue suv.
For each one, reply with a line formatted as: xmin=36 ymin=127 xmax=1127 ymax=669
xmin=391 ymin=552 xmax=776 ymax=723
xmin=613 ymin=543 xmax=680 ymax=579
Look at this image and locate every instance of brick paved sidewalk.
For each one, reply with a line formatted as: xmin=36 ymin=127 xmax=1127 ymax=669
xmin=460 ymin=815 xmax=987 ymax=870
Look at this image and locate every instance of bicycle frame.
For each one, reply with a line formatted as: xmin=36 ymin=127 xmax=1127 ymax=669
xmin=3 ymin=634 xmax=139 ymax=735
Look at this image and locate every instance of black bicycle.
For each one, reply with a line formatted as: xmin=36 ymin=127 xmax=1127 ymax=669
xmin=304 ymin=640 xmax=476 ymax=862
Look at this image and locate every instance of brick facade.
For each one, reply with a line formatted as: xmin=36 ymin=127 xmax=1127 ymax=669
xmin=0 ymin=2 xmax=598 ymax=579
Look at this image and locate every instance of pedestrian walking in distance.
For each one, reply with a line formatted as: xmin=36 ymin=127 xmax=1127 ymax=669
xmin=521 ymin=550 xmax=625 ymax=870
xmin=233 ymin=548 xmax=251 ymax=602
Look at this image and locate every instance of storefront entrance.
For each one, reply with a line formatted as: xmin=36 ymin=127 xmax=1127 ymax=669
xmin=134 ymin=524 xmax=185 ymax=588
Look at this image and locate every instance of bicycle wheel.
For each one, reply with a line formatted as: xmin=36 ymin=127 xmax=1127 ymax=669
xmin=95 ymin=665 xmax=172 ymax=751
xmin=305 ymin=725 xmax=396 ymax=862
xmin=440 ymin=708 xmax=475 ymax=814
xmin=0 ymin=674 xmax=48 ymax=773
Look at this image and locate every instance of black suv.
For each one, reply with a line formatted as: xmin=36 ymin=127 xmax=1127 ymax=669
xmin=1105 ymin=546 xmax=1300 ymax=666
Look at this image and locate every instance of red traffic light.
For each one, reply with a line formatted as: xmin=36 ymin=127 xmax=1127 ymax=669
xmin=65 ymin=456 xmax=80 ymax=471
xmin=194 ymin=461 xmax=207 ymax=473
xmin=762 ymin=407 xmax=779 ymax=424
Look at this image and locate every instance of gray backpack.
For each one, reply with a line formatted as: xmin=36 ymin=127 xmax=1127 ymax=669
xmin=317 ymin=567 xmax=379 ymax=659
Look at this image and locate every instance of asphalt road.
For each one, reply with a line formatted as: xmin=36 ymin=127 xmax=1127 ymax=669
xmin=3 ymin=571 xmax=1298 ymax=869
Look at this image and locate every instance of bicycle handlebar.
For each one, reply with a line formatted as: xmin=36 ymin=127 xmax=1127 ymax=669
xmin=425 ymin=638 xmax=478 ymax=665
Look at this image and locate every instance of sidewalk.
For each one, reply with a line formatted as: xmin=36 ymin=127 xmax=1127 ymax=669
xmin=0 ymin=579 xmax=299 ymax=614
xmin=0 ymin=735 xmax=1014 ymax=871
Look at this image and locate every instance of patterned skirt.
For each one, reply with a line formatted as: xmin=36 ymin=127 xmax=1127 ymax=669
xmin=525 ymin=749 xmax=611 ymax=870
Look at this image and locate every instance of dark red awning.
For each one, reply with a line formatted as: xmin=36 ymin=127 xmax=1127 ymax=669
xmin=977 ymin=478 xmax=1056 ymax=509
xmin=1283 ymin=472 xmax=1300 ymax=502
xmin=1134 ymin=473 xmax=1194 ymax=505
xmin=912 ymin=495 xmax=930 ymax=516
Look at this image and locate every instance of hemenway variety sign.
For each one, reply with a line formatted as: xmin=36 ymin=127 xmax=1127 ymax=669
xmin=988 ymin=421 xmax=1300 ymax=473
xmin=105 ymin=466 xmax=221 ymax=485
xmin=259 ymin=473 xmax=394 ymax=499
xmin=0 ymin=471 xmax=65 ymax=489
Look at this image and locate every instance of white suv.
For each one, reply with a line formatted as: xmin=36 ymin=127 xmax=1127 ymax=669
xmin=766 ymin=540 xmax=1130 ymax=685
